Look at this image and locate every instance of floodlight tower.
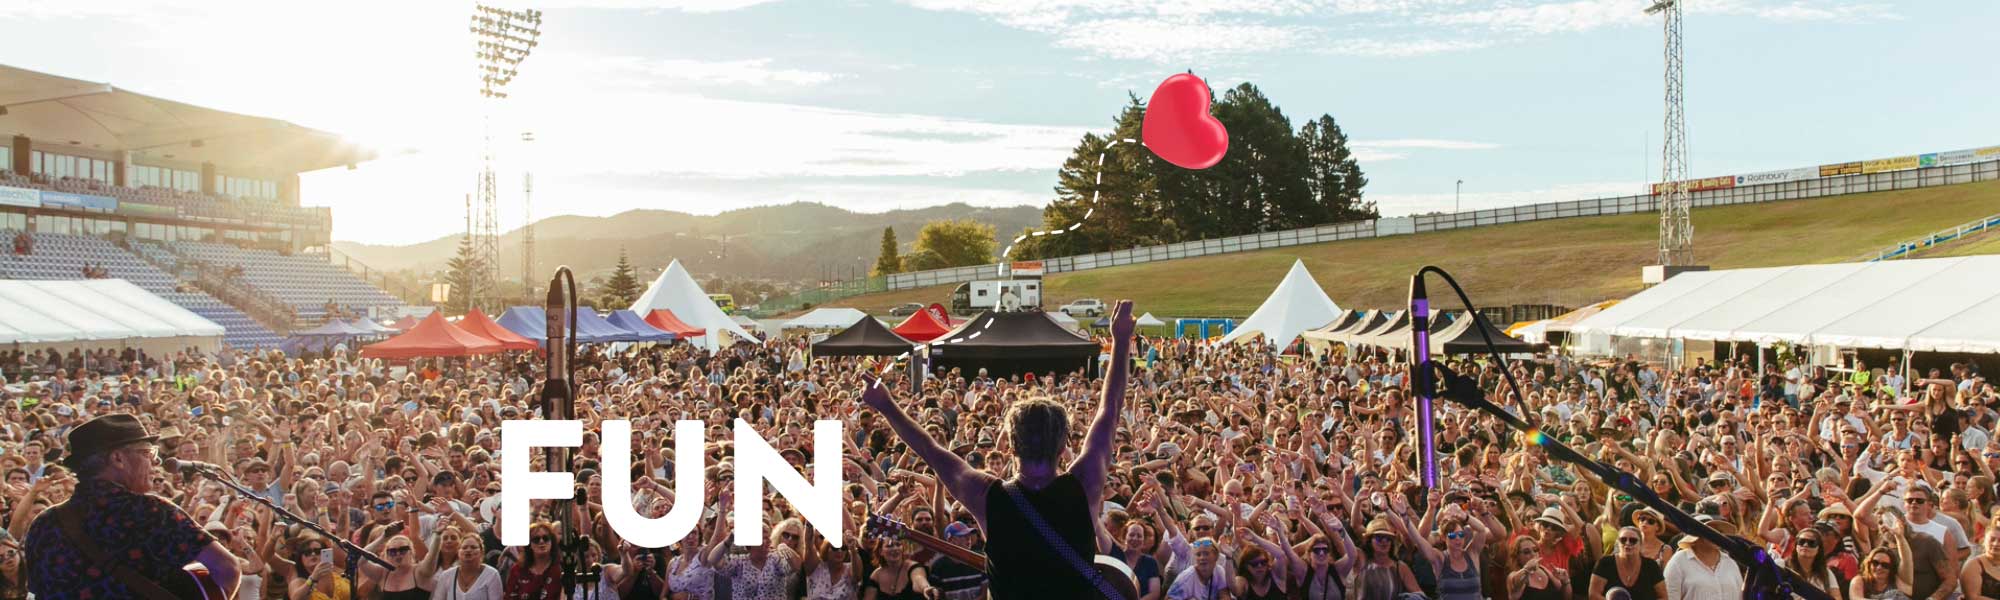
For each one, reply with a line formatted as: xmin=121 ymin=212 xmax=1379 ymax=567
xmin=1642 ymin=0 xmax=1704 ymax=284
xmin=521 ymin=130 xmax=536 ymax=304
xmin=470 ymin=4 xmax=541 ymax=310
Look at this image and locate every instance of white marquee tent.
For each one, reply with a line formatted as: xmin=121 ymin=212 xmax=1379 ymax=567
xmin=1218 ymin=260 xmax=1343 ymax=348
xmin=629 ymin=259 xmax=758 ymax=352
xmin=1572 ymin=255 xmax=2000 ymax=354
xmin=783 ymin=308 xmax=870 ymax=330
xmin=0 ymin=279 xmax=223 ymax=348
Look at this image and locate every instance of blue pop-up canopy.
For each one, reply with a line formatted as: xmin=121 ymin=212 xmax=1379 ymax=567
xmin=570 ymin=308 xmax=634 ymax=343
xmin=606 ymin=310 xmax=675 ymax=342
xmin=497 ymin=306 xmax=547 ymax=341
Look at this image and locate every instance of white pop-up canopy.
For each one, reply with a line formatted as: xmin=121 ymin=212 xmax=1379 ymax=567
xmin=1571 ymin=255 xmax=2000 ymax=353
xmin=629 ymin=259 xmax=758 ymax=352
xmin=0 ymin=279 xmax=223 ymax=345
xmin=1218 ymin=259 xmax=1343 ymax=349
xmin=783 ymin=308 xmax=869 ymax=330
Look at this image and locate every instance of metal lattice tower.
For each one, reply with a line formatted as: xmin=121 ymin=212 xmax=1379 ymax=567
xmin=470 ymin=4 xmax=541 ymax=310
xmin=1649 ymin=0 xmax=1692 ymax=266
xmin=521 ymin=132 xmax=535 ymax=300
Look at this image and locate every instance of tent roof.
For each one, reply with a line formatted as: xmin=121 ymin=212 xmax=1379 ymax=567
xmin=291 ymin=319 xmax=370 ymax=337
xmin=571 ymin=308 xmax=641 ymax=343
xmin=928 ymin=310 xmax=1098 ymax=359
xmin=1303 ymin=309 xmax=1391 ymax=344
xmin=346 ymin=318 xmax=398 ymax=334
xmin=1045 ymin=311 xmax=1080 ymax=330
xmin=1361 ymin=310 xmax=1451 ymax=350
xmin=388 ymin=316 xmax=421 ymax=331
xmin=1136 ymin=312 xmax=1166 ymax=327
xmin=0 ymin=279 xmax=222 ymax=344
xmin=458 ymin=308 xmax=540 ymax=351
xmin=784 ymin=308 xmax=869 ymax=330
xmin=643 ymin=309 xmax=705 ymax=338
xmin=893 ymin=309 xmax=953 ymax=343
xmin=1219 ymin=260 xmax=1343 ymax=348
xmin=496 ymin=306 xmax=547 ymax=341
xmin=359 ymin=312 xmax=503 ymax=359
xmin=1431 ymin=314 xmax=1546 ymax=354
xmin=1543 ymin=300 xmax=1619 ymax=333
xmin=1571 ymin=256 xmax=2000 ymax=351
xmin=629 ymin=259 xmax=757 ymax=352
xmin=0 ymin=64 xmax=373 ymax=174
xmin=606 ymin=310 xmax=675 ymax=343
xmin=811 ymin=317 xmax=914 ymax=357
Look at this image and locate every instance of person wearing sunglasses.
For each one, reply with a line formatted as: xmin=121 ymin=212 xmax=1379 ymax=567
xmin=1782 ymin=525 xmax=1840 ymax=598
xmin=1412 ymin=502 xmax=1489 ymax=600
xmin=1590 ymin=526 xmax=1665 ymax=600
xmin=359 ymin=532 xmax=427 ymax=600
xmin=504 ymin=521 xmax=563 ymax=599
xmin=1164 ymin=537 xmax=1229 ymax=600
xmin=1852 ymin=546 xmax=1914 ymax=600
xmin=0 ymin=536 xmax=24 ymax=600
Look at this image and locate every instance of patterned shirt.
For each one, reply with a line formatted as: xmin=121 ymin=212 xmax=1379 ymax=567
xmin=25 ymin=478 xmax=215 ymax=599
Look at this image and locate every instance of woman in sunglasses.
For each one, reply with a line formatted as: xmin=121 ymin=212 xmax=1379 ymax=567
xmin=1850 ymin=546 xmax=1914 ymax=600
xmin=1782 ymin=525 xmax=1839 ymax=597
xmin=504 ymin=521 xmax=563 ymax=599
xmin=0 ymin=535 xmax=24 ymax=600
xmin=1412 ymin=499 xmax=1489 ymax=600
xmin=1959 ymin=527 xmax=2000 ymax=600
xmin=1590 ymin=526 xmax=1665 ymax=600
xmin=359 ymin=532 xmax=427 ymax=600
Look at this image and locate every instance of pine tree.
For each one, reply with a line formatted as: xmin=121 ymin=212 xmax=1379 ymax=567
xmin=599 ymin=248 xmax=641 ymax=309
xmin=1300 ymin=114 xmax=1375 ymax=222
xmin=442 ymin=235 xmax=485 ymax=315
xmin=873 ymin=227 xmax=902 ymax=276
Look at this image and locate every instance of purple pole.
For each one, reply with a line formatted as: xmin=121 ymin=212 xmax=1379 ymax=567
xmin=1410 ymin=276 xmax=1438 ymax=491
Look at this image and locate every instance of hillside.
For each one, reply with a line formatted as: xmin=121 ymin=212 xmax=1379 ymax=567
xmin=332 ymin=202 xmax=1043 ymax=281
xmin=827 ymin=180 xmax=2000 ymax=317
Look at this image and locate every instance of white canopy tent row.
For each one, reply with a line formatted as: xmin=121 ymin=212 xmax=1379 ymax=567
xmin=1219 ymin=259 xmax=1344 ymax=349
xmin=0 ymin=279 xmax=224 ymax=352
xmin=782 ymin=308 xmax=871 ymax=330
xmin=1570 ymin=255 xmax=2000 ymax=356
xmin=629 ymin=259 xmax=759 ymax=353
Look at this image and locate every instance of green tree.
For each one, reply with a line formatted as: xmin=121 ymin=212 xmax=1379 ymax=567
xmin=442 ymin=234 xmax=486 ymax=315
xmin=597 ymin=248 xmax=642 ymax=309
xmin=906 ymin=218 xmax=996 ymax=268
xmin=872 ymin=227 xmax=902 ymax=276
xmin=1300 ymin=114 xmax=1374 ymax=222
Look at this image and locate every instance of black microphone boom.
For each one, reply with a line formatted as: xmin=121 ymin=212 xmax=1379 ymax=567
xmin=162 ymin=458 xmax=224 ymax=476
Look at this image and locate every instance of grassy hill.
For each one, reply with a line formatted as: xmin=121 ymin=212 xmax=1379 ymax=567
xmin=332 ymin=202 xmax=1042 ymax=282
xmin=827 ymin=180 xmax=2000 ymax=317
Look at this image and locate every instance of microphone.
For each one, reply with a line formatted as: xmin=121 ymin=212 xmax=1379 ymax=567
xmin=542 ymin=269 xmax=573 ymax=421
xmin=162 ymin=458 xmax=223 ymax=476
xmin=1409 ymin=273 xmax=1438 ymax=491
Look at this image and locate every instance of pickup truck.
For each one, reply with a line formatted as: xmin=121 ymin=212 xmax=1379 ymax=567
xmin=1059 ymin=298 xmax=1106 ymax=317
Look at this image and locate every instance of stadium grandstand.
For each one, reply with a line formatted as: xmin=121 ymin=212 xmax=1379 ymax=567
xmin=0 ymin=63 xmax=404 ymax=350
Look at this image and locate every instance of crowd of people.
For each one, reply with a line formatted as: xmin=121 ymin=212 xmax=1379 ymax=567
xmin=0 ymin=303 xmax=1995 ymax=600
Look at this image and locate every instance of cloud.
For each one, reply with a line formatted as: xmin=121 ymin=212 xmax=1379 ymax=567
xmin=1431 ymin=0 xmax=1898 ymax=34
xmin=1350 ymin=139 xmax=1501 ymax=161
xmin=544 ymin=54 xmax=842 ymax=88
xmin=536 ymin=0 xmax=781 ymax=11
xmin=1052 ymin=17 xmax=1317 ymax=63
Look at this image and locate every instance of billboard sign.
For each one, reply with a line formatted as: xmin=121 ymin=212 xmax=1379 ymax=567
xmin=1862 ymin=155 xmax=1920 ymax=174
xmin=1819 ymin=161 xmax=1863 ymax=177
xmin=39 ymin=191 xmax=117 ymax=212
xmin=0 ymin=185 xmax=38 ymax=208
xmin=1734 ymin=167 xmax=1817 ymax=186
xmin=1650 ymin=176 xmax=1735 ymax=195
xmin=1009 ymin=260 xmax=1045 ymax=277
xmin=118 ymin=202 xmax=178 ymax=218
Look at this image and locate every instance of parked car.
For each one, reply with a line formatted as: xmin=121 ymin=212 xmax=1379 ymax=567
xmin=1059 ymin=298 xmax=1106 ymax=317
xmin=889 ymin=302 xmax=925 ymax=317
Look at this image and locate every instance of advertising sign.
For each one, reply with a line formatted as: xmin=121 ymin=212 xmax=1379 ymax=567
xmin=0 ymin=185 xmax=38 ymax=208
xmin=926 ymin=303 xmax=952 ymax=326
xmin=1819 ymin=161 xmax=1863 ymax=177
xmin=1733 ymin=167 xmax=1818 ymax=186
xmin=1649 ymin=176 xmax=1735 ymax=195
xmin=39 ymin=191 xmax=117 ymax=212
xmin=1862 ymin=155 xmax=1920 ymax=174
xmin=1009 ymin=260 xmax=1045 ymax=277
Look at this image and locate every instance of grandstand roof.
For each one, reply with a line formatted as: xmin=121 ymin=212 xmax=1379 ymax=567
xmin=0 ymin=64 xmax=373 ymax=174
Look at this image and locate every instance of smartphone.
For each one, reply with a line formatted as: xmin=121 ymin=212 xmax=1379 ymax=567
xmin=319 ymin=548 xmax=334 ymax=564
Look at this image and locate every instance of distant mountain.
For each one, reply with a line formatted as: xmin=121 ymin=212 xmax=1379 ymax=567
xmin=332 ymin=202 xmax=1045 ymax=283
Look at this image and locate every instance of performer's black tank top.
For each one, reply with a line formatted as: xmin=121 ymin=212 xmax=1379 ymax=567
xmin=983 ymin=473 xmax=1096 ymax=600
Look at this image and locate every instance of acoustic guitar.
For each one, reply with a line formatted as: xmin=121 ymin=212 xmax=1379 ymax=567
xmin=864 ymin=512 xmax=1140 ymax=600
xmin=172 ymin=563 xmax=230 ymax=599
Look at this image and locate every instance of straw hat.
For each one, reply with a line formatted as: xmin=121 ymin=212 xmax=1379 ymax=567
xmin=1362 ymin=517 xmax=1398 ymax=541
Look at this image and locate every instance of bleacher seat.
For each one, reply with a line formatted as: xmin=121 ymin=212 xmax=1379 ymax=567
xmin=162 ymin=240 xmax=404 ymax=319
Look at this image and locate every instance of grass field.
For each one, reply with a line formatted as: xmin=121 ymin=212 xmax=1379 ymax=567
xmin=825 ymin=180 xmax=2000 ymax=318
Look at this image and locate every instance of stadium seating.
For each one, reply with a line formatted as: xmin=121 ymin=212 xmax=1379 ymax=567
xmin=160 ymin=240 xmax=404 ymax=323
xmin=0 ymin=230 xmax=284 ymax=349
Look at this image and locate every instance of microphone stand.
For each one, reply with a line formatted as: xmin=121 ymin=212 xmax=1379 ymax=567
xmin=1406 ymin=264 xmax=1834 ymax=600
xmin=540 ymin=267 xmax=602 ymax=599
xmin=190 ymin=467 xmax=393 ymax=586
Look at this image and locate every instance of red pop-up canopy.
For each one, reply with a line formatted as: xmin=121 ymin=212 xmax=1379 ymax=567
xmin=360 ymin=312 xmax=504 ymax=359
xmin=387 ymin=315 xmax=421 ymax=331
xmin=456 ymin=307 xmax=539 ymax=351
xmin=893 ymin=309 xmax=953 ymax=342
xmin=644 ymin=309 xmax=706 ymax=338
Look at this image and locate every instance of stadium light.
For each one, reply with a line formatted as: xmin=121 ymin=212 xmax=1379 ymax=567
xmin=471 ymin=4 xmax=542 ymax=100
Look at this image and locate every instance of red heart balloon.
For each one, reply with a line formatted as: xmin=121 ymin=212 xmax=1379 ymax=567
xmin=1142 ymin=73 xmax=1229 ymax=170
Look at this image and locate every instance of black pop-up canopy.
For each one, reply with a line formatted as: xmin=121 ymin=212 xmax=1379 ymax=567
xmin=926 ymin=310 xmax=1099 ymax=379
xmin=811 ymin=316 xmax=915 ymax=357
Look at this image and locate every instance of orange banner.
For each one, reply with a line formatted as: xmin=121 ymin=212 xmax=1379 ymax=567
xmin=1649 ymin=176 xmax=1735 ymax=195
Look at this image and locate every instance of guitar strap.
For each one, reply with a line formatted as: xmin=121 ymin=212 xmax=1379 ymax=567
xmin=47 ymin=501 xmax=180 ymax=600
xmin=1000 ymin=480 xmax=1125 ymax=600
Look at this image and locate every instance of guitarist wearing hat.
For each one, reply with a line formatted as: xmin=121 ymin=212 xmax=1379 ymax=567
xmin=861 ymin=300 xmax=1139 ymax=600
xmin=25 ymin=413 xmax=241 ymax=599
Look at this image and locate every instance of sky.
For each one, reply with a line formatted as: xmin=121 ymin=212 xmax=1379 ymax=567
xmin=0 ymin=0 xmax=1994 ymax=246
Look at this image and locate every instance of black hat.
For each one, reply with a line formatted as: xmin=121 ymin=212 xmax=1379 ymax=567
xmin=63 ymin=414 xmax=159 ymax=468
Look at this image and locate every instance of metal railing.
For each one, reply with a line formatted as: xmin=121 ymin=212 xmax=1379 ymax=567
xmin=873 ymin=158 xmax=2000 ymax=292
xmin=1861 ymin=211 xmax=2000 ymax=262
xmin=320 ymin=246 xmax=425 ymax=304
